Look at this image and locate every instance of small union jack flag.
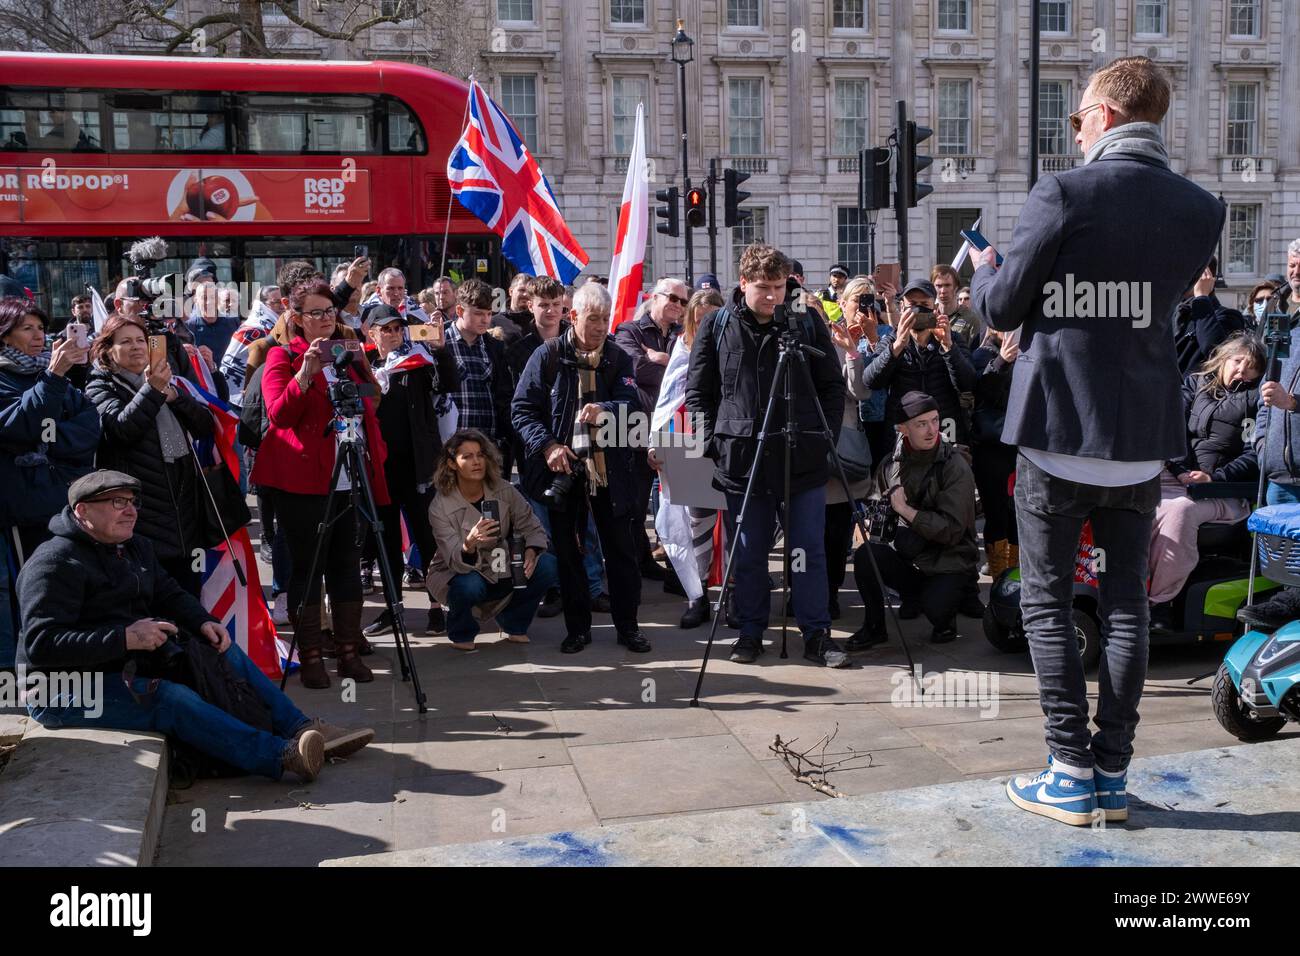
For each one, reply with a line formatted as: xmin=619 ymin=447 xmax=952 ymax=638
xmin=447 ymin=79 xmax=589 ymax=284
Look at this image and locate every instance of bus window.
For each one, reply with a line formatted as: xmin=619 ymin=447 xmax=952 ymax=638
xmin=242 ymin=94 xmax=378 ymax=154
xmin=109 ymin=92 xmax=226 ymax=152
xmin=384 ymin=97 xmax=426 ymax=154
xmin=0 ymin=89 xmax=104 ymax=152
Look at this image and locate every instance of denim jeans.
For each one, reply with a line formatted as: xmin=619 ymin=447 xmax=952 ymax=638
xmin=1266 ymin=481 xmax=1300 ymax=505
xmin=445 ymin=553 xmax=559 ymax=643
xmin=1013 ymin=453 xmax=1159 ymax=772
xmin=527 ymin=494 xmax=605 ymax=597
xmin=724 ymin=485 xmax=830 ymax=638
xmin=26 ymin=643 xmax=311 ymax=780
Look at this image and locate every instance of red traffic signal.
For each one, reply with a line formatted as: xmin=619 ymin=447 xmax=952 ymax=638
xmin=685 ymin=186 xmax=707 ymax=229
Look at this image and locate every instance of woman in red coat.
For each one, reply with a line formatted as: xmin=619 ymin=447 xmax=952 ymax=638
xmin=252 ymin=278 xmax=389 ymax=688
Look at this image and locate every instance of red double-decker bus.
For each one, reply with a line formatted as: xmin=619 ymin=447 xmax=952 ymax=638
xmin=0 ymin=52 xmax=498 ymax=316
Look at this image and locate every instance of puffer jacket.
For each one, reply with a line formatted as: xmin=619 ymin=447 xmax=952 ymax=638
xmin=0 ymin=361 xmax=100 ymax=530
xmin=16 ymin=506 xmax=216 ymax=674
xmin=863 ymin=331 xmax=978 ymax=441
xmin=1168 ymin=374 xmax=1259 ymax=482
xmin=84 ymin=365 xmax=214 ymax=562
xmin=871 ymin=436 xmax=979 ymax=577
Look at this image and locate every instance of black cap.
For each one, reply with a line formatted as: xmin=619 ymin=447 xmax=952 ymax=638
xmin=68 ymin=469 xmax=141 ymax=508
xmin=901 ymin=278 xmax=937 ymax=300
xmin=896 ymin=390 xmax=939 ymax=424
xmin=364 ymin=303 xmax=405 ymax=327
xmin=186 ymin=256 xmax=217 ymax=284
xmin=790 ymin=260 xmax=805 ymax=277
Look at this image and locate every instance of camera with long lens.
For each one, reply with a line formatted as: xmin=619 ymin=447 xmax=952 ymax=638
xmin=125 ymin=238 xmax=181 ymax=330
xmin=509 ymin=534 xmax=528 ymax=590
xmin=863 ymin=497 xmax=898 ymax=544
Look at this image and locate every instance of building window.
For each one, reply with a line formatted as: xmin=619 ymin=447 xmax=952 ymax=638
xmin=726 ymin=0 xmax=761 ymax=28
xmin=1229 ymin=0 xmax=1260 ymax=38
xmin=833 ymin=0 xmax=865 ymax=29
xmin=1227 ymin=203 xmax=1260 ymax=274
xmin=1039 ymin=0 xmax=1070 ymax=33
xmin=499 ymin=74 xmax=539 ymax=148
xmin=610 ymin=0 xmax=645 ymax=25
xmin=936 ymin=78 xmax=972 ymax=154
xmin=497 ymin=0 xmax=534 ymax=22
xmin=1225 ymin=82 xmax=1258 ymax=156
xmin=1134 ymin=0 xmax=1167 ymax=35
xmin=832 ymin=79 xmax=869 ymax=156
xmin=727 ymin=78 xmax=764 ymax=155
xmin=610 ymin=76 xmax=647 ymax=155
xmin=731 ymin=207 xmax=769 ymax=274
xmin=836 ymin=208 xmax=870 ymax=276
xmin=1038 ymin=81 xmax=1070 ymax=156
xmin=936 ymin=0 xmax=970 ymax=32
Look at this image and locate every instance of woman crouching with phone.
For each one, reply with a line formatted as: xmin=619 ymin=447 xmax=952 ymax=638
xmin=252 ymin=278 xmax=389 ymax=688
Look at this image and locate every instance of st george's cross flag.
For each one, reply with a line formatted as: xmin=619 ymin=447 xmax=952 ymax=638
xmin=608 ymin=102 xmax=648 ymax=331
xmin=447 ymin=79 xmax=588 ymax=284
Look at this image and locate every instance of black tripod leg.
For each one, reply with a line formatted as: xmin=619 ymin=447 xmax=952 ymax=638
xmin=780 ymin=345 xmax=794 ymax=660
xmin=279 ymin=450 xmax=349 ymax=691
xmin=691 ymin=348 xmax=793 ymax=706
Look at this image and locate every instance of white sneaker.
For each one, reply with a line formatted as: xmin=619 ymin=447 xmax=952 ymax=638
xmin=272 ymin=592 xmax=289 ymax=626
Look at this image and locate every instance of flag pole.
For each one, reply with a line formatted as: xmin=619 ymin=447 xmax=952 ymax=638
xmin=439 ymin=74 xmax=476 ymax=279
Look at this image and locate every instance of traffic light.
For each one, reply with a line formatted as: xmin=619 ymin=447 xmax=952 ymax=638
xmin=685 ymin=187 xmax=707 ymax=229
xmin=655 ymin=186 xmax=680 ymax=238
xmin=897 ymin=120 xmax=934 ymax=209
xmin=858 ymin=146 xmax=891 ymax=212
xmin=723 ymin=168 xmax=751 ymax=228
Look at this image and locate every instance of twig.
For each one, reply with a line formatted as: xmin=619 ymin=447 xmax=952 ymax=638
xmin=769 ymin=724 xmax=875 ymax=798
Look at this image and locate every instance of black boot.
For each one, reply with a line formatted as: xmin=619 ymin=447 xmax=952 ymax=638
xmin=362 ymin=608 xmax=394 ymax=637
xmin=679 ymin=597 xmax=710 ymax=629
xmin=802 ymin=629 xmax=850 ymax=668
xmin=729 ymin=634 xmax=764 ymax=664
xmin=537 ymin=588 xmax=562 ymax=619
xmin=846 ymin=625 xmax=888 ymax=652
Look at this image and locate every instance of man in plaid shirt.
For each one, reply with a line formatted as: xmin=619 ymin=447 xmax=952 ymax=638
xmin=447 ymin=279 xmax=515 ymax=476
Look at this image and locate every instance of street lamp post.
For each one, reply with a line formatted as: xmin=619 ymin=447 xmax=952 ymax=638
xmin=671 ymin=19 xmax=695 ymax=287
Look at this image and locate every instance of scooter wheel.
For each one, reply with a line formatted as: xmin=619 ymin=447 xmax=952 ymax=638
xmin=983 ymin=604 xmax=1027 ymax=653
xmin=1212 ymin=662 xmax=1286 ymax=741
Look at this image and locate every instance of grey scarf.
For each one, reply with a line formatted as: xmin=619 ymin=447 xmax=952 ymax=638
xmin=1083 ymin=121 xmax=1169 ymax=168
xmin=117 ymin=367 xmax=192 ymax=463
xmin=0 ymin=345 xmax=51 ymax=376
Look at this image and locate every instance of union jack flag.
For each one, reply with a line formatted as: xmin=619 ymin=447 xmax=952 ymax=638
xmin=447 ymin=79 xmax=589 ymax=284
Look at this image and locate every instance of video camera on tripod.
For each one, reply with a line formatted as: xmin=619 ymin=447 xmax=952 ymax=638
xmin=123 ymin=237 xmax=182 ymax=330
xmin=320 ymin=343 xmax=375 ymax=420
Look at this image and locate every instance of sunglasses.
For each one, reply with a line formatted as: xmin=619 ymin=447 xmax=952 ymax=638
xmin=86 ymin=495 xmax=140 ymax=511
xmin=1068 ymin=102 xmax=1105 ymax=132
xmin=657 ymin=291 xmax=689 ymax=307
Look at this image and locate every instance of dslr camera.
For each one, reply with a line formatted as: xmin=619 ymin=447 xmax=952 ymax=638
xmin=863 ymin=497 xmax=899 ymax=544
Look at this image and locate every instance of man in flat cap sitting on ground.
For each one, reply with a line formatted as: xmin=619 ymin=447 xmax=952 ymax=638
xmin=16 ymin=469 xmax=373 ymax=782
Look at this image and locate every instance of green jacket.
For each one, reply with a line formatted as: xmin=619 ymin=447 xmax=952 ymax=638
xmin=873 ymin=437 xmax=979 ymax=576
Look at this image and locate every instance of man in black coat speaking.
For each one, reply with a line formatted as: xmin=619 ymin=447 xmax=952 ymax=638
xmin=971 ymin=56 xmax=1224 ymax=826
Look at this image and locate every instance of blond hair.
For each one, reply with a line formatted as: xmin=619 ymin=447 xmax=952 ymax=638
xmin=1088 ymin=56 xmax=1171 ymax=123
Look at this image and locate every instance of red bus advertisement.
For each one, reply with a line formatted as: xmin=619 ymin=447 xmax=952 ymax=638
xmin=0 ymin=52 xmax=498 ymax=317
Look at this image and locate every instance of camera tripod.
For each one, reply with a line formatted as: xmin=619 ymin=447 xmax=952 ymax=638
xmin=278 ymin=413 xmax=427 ymax=713
xmin=690 ymin=309 xmax=920 ymax=706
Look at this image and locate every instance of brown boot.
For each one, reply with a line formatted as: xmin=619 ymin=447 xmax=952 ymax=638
xmin=987 ymin=539 xmax=1009 ymax=579
xmin=292 ymin=605 xmax=331 ymax=689
xmin=332 ymin=601 xmax=374 ymax=683
xmin=1007 ymin=543 xmax=1020 ymax=569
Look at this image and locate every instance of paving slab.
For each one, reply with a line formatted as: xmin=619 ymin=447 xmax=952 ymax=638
xmin=323 ymin=739 xmax=1300 ymax=867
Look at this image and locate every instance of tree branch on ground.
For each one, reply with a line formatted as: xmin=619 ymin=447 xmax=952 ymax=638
xmin=769 ymin=724 xmax=875 ymax=798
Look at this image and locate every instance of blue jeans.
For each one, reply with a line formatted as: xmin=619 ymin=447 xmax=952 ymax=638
xmin=27 ymin=643 xmax=310 ymax=780
xmin=527 ymin=495 xmax=604 ymax=597
xmin=1266 ymin=481 xmax=1300 ymax=505
xmin=0 ymin=537 xmax=14 ymax=669
xmin=445 ymin=553 xmax=559 ymax=643
xmin=1013 ymin=453 xmax=1159 ymax=772
xmin=724 ymin=485 xmax=830 ymax=638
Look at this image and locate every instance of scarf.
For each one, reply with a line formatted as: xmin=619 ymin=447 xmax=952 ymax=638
xmin=569 ymin=328 xmax=608 ymax=493
xmin=117 ymin=367 xmax=192 ymax=463
xmin=1083 ymin=121 xmax=1169 ymax=168
xmin=374 ymin=341 xmax=436 ymax=394
xmin=0 ymin=345 xmax=51 ymax=376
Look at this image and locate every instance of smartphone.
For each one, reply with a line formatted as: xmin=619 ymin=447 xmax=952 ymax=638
xmin=147 ymin=334 xmax=167 ymax=370
xmin=66 ymin=321 xmax=89 ymax=349
xmin=314 ymin=338 xmax=362 ymax=362
xmin=353 ymin=244 xmax=368 ymax=260
xmin=960 ymin=228 xmax=1004 ymax=267
xmin=480 ymin=499 xmax=500 ymax=524
xmin=872 ymin=262 xmax=900 ymax=291
xmin=409 ymin=322 xmax=443 ymax=347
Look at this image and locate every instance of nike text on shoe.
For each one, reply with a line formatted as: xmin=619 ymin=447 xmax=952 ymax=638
xmin=1006 ymin=765 xmax=1097 ymax=826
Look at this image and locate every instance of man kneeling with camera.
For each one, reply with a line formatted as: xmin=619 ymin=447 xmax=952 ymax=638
xmin=17 ymin=470 xmax=373 ymax=782
xmin=850 ymin=391 xmax=979 ymax=649
xmin=426 ymin=429 xmax=558 ymax=650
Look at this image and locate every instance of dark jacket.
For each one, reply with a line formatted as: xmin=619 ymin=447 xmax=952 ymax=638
xmin=0 ymin=362 xmax=100 ymax=530
xmin=84 ymin=365 xmax=214 ymax=562
xmin=685 ymin=289 xmax=846 ymax=496
xmin=511 ymin=332 xmax=641 ymax=515
xmin=970 ymin=152 xmax=1225 ymax=461
xmin=614 ymin=313 xmax=681 ymax=414
xmin=446 ymin=323 xmax=516 ymax=454
xmin=1169 ymin=375 xmax=1259 ymax=482
xmin=1175 ymin=294 xmax=1247 ymax=378
xmin=862 ymin=333 xmax=978 ymax=441
xmin=1256 ymin=317 xmax=1300 ymax=484
xmin=505 ymin=322 xmax=571 ymax=386
xmin=16 ymin=507 xmax=217 ymax=674
xmin=375 ymin=345 xmax=460 ymax=486
xmin=491 ymin=309 xmax=532 ymax=344
xmin=873 ymin=437 xmax=979 ymax=577
xmin=969 ymin=347 xmax=1016 ymax=446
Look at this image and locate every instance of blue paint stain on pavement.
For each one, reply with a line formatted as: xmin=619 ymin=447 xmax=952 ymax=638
xmin=511 ymin=831 xmax=611 ymax=867
xmin=1064 ymin=847 xmax=1115 ymax=866
xmin=816 ymin=823 xmax=884 ymax=858
xmin=1154 ymin=772 xmax=1190 ymax=785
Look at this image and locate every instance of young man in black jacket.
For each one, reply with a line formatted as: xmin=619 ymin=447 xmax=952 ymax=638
xmin=447 ymin=279 xmax=516 ymax=478
xmin=685 ymin=243 xmax=849 ymax=667
xmin=17 ymin=470 xmax=373 ymax=782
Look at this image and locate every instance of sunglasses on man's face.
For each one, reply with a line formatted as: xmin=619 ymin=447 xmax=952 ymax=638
xmin=657 ymin=291 xmax=688 ymax=307
xmin=1069 ymin=101 xmax=1105 ymax=132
